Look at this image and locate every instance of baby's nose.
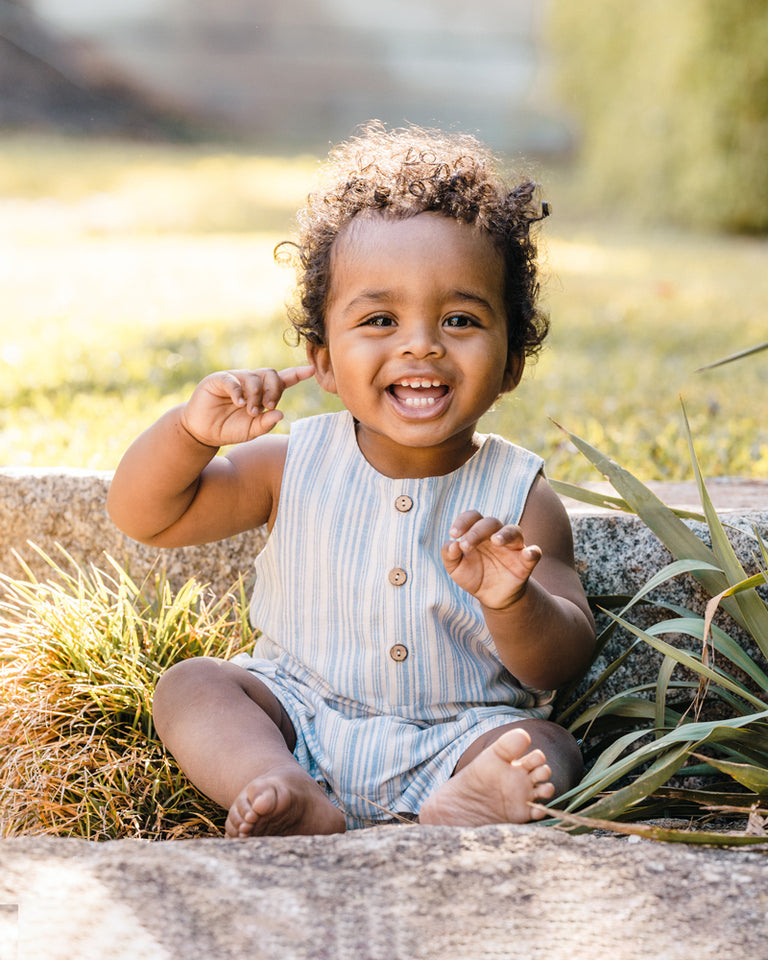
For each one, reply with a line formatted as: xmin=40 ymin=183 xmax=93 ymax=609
xmin=399 ymin=322 xmax=444 ymax=357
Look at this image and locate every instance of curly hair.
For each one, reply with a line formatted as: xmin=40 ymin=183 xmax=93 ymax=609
xmin=278 ymin=121 xmax=550 ymax=359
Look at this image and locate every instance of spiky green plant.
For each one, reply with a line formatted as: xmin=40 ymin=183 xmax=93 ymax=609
xmin=546 ymin=406 xmax=768 ymax=845
xmin=0 ymin=546 xmax=250 ymax=839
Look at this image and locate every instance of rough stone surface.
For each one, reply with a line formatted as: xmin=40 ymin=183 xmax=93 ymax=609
xmin=2 ymin=468 xmax=765 ymax=594
xmin=2 ymin=474 xmax=768 ymax=959
xmin=2 ymin=825 xmax=768 ymax=960
xmin=1 ymin=468 xmax=765 ymax=694
xmin=0 ymin=467 xmax=265 ymax=597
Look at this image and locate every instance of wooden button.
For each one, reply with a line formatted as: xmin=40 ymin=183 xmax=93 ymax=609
xmin=395 ymin=495 xmax=413 ymax=513
xmin=389 ymin=643 xmax=408 ymax=662
xmin=388 ymin=567 xmax=407 ymax=586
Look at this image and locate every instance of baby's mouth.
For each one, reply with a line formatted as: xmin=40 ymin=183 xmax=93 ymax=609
xmin=388 ymin=378 xmax=450 ymax=407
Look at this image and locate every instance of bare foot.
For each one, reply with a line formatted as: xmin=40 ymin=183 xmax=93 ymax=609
xmin=225 ymin=766 xmax=347 ymax=838
xmin=419 ymin=728 xmax=556 ymax=826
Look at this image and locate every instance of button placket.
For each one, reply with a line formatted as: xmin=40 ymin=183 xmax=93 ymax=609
xmin=390 ymin=491 xmax=414 ymax=668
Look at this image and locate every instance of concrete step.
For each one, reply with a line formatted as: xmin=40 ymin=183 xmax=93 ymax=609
xmin=2 ymin=825 xmax=767 ymax=959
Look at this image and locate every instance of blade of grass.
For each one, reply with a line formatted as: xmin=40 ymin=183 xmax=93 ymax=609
xmin=655 ymin=655 xmax=677 ymax=738
xmin=560 ymin=710 xmax=768 ymax=812
xmin=567 ymin=742 xmax=696 ymax=826
xmin=555 ymin=423 xmax=752 ymax=630
xmin=600 ymin=608 xmax=768 ymax=711
xmin=691 ymin=753 xmax=768 ymax=794
xmin=646 ymin=615 xmax=768 ymax=689
xmin=533 ymin=804 xmax=768 ymax=846
xmin=696 ymin=340 xmax=768 ymax=371
xmin=549 ymin=478 xmax=705 ymax=521
xmin=681 ymin=401 xmax=768 ymax=656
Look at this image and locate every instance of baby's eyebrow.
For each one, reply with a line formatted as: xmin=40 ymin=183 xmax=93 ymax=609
xmin=451 ymin=290 xmax=495 ymax=311
xmin=338 ymin=290 xmax=396 ymax=315
xmin=339 ymin=288 xmax=495 ymax=316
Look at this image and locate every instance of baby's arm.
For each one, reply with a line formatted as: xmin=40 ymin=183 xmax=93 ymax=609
xmin=107 ymin=365 xmax=315 ymax=547
xmin=442 ymin=475 xmax=596 ymax=690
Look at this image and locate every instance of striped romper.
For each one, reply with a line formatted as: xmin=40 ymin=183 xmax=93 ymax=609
xmin=233 ymin=410 xmax=555 ymax=828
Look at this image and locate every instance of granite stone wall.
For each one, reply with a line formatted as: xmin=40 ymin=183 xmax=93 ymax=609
xmin=1 ymin=467 xmax=766 ymax=689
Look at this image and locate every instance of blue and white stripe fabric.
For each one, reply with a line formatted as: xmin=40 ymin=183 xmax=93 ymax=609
xmin=234 ymin=410 xmax=554 ymax=827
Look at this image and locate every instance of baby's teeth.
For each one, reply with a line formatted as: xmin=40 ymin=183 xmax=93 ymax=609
xmin=403 ymin=396 xmax=437 ymax=407
xmin=398 ymin=379 xmax=443 ymax=389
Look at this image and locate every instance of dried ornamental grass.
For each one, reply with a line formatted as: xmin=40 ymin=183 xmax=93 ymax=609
xmin=0 ymin=547 xmax=251 ymax=840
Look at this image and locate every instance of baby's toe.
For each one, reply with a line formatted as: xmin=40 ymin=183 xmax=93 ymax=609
xmin=493 ymin=728 xmax=533 ymax=762
xmin=528 ymin=801 xmax=550 ymax=821
xmin=517 ymin=748 xmax=548 ymax=773
xmin=533 ymin=779 xmax=555 ymax=801
xmin=530 ymin=761 xmax=552 ymax=785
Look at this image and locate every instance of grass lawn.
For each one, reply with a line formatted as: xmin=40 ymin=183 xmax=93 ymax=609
xmin=1 ymin=134 xmax=766 ymax=482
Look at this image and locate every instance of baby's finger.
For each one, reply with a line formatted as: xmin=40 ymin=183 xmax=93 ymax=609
xmin=237 ymin=371 xmax=267 ymax=414
xmin=258 ymin=368 xmax=290 ymax=411
xmin=448 ymin=510 xmax=484 ymax=540
xmin=251 ymin=408 xmax=284 ymax=437
xmin=209 ymin=371 xmax=249 ymax=407
xmin=259 ymin=365 xmax=315 ymax=412
xmin=453 ymin=515 xmax=504 ymax=553
xmin=277 ymin=364 xmax=316 ymax=389
xmin=489 ymin=524 xmax=526 ymax=549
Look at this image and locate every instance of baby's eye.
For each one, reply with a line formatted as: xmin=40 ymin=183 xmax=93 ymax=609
xmin=363 ymin=315 xmax=395 ymax=327
xmin=443 ymin=314 xmax=475 ymax=328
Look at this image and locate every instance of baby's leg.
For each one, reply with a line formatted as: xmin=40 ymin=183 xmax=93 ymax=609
xmin=418 ymin=719 xmax=581 ymax=827
xmin=153 ymin=657 xmax=345 ymax=837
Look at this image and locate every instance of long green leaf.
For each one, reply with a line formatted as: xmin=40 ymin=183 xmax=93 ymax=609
xmin=556 ymin=424 xmax=752 ymax=630
xmin=601 ymin=608 xmax=768 ymax=710
xmin=550 ymin=478 xmax=705 ymax=521
xmin=655 ymin=655 xmax=677 ymax=737
xmin=645 ymin=616 xmax=768 ymax=689
xmin=681 ymin=402 xmax=768 ymax=656
xmin=691 ymin=754 xmax=768 ymax=794
xmin=571 ymin=742 xmax=695 ymax=824
xmin=536 ymin=804 xmax=768 ymax=846
xmin=561 ymin=710 xmax=768 ymax=811
xmin=548 ymin=479 xmax=633 ymax=513
xmin=703 ymin=572 xmax=768 ymax=661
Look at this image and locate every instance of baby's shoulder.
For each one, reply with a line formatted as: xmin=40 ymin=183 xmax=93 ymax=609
xmin=520 ymin=473 xmax=575 ymax=553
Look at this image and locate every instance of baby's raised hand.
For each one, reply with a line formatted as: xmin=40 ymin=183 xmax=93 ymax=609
xmin=180 ymin=365 xmax=316 ymax=447
xmin=442 ymin=510 xmax=542 ymax=609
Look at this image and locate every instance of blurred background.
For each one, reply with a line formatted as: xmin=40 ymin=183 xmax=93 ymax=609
xmin=1 ymin=0 xmax=766 ymax=480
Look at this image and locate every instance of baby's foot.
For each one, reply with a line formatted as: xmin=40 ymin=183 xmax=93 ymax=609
xmin=225 ymin=767 xmax=346 ymax=838
xmin=419 ymin=728 xmax=555 ymax=827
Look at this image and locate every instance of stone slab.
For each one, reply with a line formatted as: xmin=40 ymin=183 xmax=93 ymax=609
xmin=0 ymin=467 xmax=265 ymax=597
xmin=2 ymin=825 xmax=768 ymax=960
xmin=1 ymin=468 xmax=766 ymax=694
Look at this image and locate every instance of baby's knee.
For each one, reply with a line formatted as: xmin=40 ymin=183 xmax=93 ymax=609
xmin=152 ymin=656 xmax=222 ymax=732
xmin=521 ymin=718 xmax=584 ymax=782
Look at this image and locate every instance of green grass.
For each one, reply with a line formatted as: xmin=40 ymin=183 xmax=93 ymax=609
xmin=0 ymin=547 xmax=249 ymax=838
xmin=1 ymin=134 xmax=765 ymax=481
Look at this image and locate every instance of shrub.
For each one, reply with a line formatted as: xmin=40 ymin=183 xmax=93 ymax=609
xmin=0 ymin=549 xmax=250 ymax=839
xmin=548 ymin=409 xmax=768 ymax=845
xmin=548 ymin=0 xmax=768 ymax=232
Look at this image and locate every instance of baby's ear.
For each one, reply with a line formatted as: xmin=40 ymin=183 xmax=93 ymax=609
xmin=501 ymin=350 xmax=524 ymax=393
xmin=306 ymin=341 xmax=338 ymax=395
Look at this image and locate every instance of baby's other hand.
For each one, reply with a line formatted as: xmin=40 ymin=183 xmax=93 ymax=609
xmin=180 ymin=365 xmax=316 ymax=447
xmin=442 ymin=510 xmax=542 ymax=609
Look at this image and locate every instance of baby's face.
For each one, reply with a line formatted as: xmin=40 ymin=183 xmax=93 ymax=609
xmin=308 ymin=211 xmax=521 ymax=478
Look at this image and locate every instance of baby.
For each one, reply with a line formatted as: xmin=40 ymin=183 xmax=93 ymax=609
xmin=107 ymin=122 xmax=596 ymax=836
